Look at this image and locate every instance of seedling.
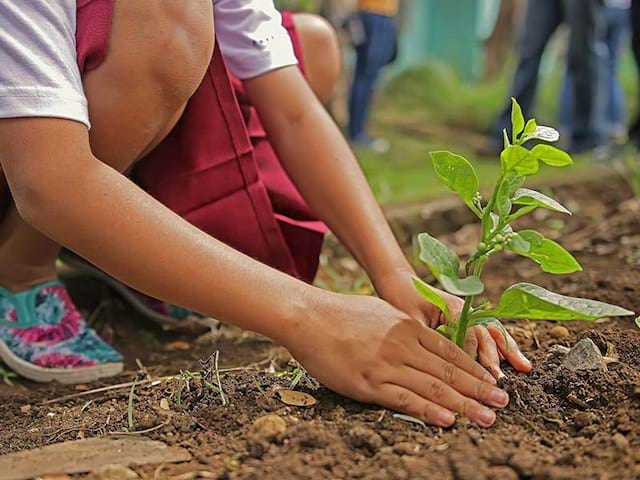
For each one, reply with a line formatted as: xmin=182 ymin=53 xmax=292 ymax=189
xmin=413 ymin=99 xmax=635 ymax=349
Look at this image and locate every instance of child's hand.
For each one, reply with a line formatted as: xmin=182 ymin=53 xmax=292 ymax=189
xmin=374 ymin=269 xmax=532 ymax=379
xmin=285 ymin=293 xmax=509 ymax=428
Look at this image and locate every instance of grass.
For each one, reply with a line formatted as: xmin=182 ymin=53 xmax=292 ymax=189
xmin=355 ymin=51 xmax=639 ymax=204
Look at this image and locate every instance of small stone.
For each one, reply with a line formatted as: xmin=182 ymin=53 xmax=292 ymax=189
xmin=573 ymin=411 xmax=596 ymax=429
xmin=346 ymin=426 xmax=383 ymax=454
xmin=550 ymin=326 xmax=570 ymax=340
xmin=250 ymin=414 xmax=287 ymax=442
xmin=86 ymin=464 xmax=139 ymax=480
xmin=20 ymin=404 xmax=31 ymax=414
xmin=159 ymin=398 xmax=170 ymax=411
xmin=560 ymin=338 xmax=607 ymax=372
xmin=612 ymin=433 xmax=629 ymax=450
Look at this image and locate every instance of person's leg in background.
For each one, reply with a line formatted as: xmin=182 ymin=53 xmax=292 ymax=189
xmin=347 ymin=12 xmax=396 ymax=148
xmin=489 ymin=0 xmax=563 ymax=145
xmin=291 ymin=13 xmax=341 ymax=104
xmin=605 ymin=5 xmax=631 ymax=141
xmin=628 ymin=0 xmax=640 ymax=144
xmin=563 ymin=0 xmax=608 ymax=152
xmin=559 ymin=4 xmax=629 ymax=143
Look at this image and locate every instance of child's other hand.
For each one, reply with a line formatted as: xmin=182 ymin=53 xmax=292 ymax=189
xmin=373 ymin=269 xmax=531 ymax=379
xmin=285 ymin=293 xmax=508 ymax=428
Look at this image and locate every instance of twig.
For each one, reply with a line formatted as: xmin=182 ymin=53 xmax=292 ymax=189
xmin=214 ymin=351 xmax=227 ymax=406
xmin=110 ymin=421 xmax=170 ymax=436
xmin=127 ymin=381 xmax=136 ymax=432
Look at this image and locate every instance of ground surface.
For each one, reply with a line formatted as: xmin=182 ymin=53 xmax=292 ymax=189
xmin=0 ymin=175 xmax=639 ymax=480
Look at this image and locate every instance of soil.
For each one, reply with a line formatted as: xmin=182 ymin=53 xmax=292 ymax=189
xmin=1 ymin=175 xmax=639 ymax=480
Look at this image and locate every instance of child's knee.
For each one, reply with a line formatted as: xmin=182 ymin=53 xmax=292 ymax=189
xmin=292 ymin=13 xmax=341 ymax=103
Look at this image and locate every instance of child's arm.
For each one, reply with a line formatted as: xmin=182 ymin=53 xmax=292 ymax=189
xmin=0 ymin=116 xmax=505 ymax=427
xmin=244 ymin=67 xmax=532 ymax=376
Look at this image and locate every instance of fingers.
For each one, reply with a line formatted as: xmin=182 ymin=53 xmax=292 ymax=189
xmin=407 ymin=348 xmax=509 ymax=410
xmin=475 ymin=326 xmax=502 ymax=379
xmin=376 ymin=384 xmax=456 ymax=428
xmin=418 ymin=328 xmax=497 ymax=385
xmin=487 ymin=325 xmax=532 ymax=373
xmin=464 ymin=328 xmax=479 ymax=360
xmin=399 ymin=366 xmax=502 ymax=427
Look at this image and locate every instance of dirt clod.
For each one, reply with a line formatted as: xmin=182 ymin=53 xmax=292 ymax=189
xmin=550 ymin=325 xmax=570 ymax=340
xmin=249 ymin=414 xmax=286 ymax=442
xmin=346 ymin=426 xmax=383 ymax=454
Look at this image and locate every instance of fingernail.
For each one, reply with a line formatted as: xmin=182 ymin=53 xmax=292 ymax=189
xmin=497 ymin=370 xmax=506 ymax=380
xmin=437 ymin=411 xmax=456 ymax=427
xmin=476 ymin=408 xmax=496 ymax=427
xmin=490 ymin=388 xmax=509 ymax=407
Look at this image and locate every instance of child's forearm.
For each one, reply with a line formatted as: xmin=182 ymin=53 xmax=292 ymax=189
xmin=245 ymin=67 xmax=412 ymax=285
xmin=0 ymin=118 xmax=315 ymax=344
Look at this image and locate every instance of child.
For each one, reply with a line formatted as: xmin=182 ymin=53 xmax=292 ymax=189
xmin=0 ymin=0 xmax=530 ymax=428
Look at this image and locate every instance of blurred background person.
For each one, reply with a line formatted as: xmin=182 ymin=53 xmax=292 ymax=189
xmin=485 ymin=0 xmax=607 ymax=154
xmin=560 ymin=0 xmax=630 ymax=146
xmin=347 ymin=0 xmax=399 ymax=152
xmin=628 ymin=0 xmax=640 ymax=145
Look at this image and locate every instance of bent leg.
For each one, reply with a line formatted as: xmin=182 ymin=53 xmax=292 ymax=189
xmin=291 ymin=13 xmax=341 ymax=104
xmin=0 ymin=0 xmax=214 ymax=292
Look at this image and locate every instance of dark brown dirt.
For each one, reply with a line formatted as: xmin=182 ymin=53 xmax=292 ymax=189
xmin=0 ymin=176 xmax=639 ymax=480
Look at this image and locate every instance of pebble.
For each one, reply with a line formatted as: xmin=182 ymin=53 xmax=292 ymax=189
xmin=250 ymin=414 xmax=287 ymax=442
xmin=550 ymin=325 xmax=570 ymax=340
xmin=573 ymin=411 xmax=597 ymax=429
xmin=560 ymin=338 xmax=607 ymax=371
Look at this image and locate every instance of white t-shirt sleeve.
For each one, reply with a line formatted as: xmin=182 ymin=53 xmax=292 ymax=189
xmin=0 ymin=0 xmax=89 ymax=128
xmin=214 ymin=0 xmax=298 ymax=80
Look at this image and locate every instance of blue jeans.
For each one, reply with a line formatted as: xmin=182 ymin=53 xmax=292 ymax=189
xmin=348 ymin=12 xmax=397 ymax=141
xmin=492 ymin=0 xmax=607 ymax=151
xmin=561 ymin=7 xmax=629 ymax=137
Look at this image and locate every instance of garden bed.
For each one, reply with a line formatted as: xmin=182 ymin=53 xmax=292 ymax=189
xmin=0 ymin=175 xmax=638 ymax=480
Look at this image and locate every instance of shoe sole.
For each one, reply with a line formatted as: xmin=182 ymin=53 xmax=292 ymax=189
xmin=0 ymin=339 xmax=123 ymax=384
xmin=58 ymin=251 xmax=219 ymax=332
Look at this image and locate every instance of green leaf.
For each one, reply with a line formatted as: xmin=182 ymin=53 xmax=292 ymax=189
xmin=436 ymin=324 xmax=452 ymax=337
xmin=501 ymin=145 xmax=539 ymax=176
xmin=490 ymin=283 xmax=635 ymax=321
xmin=496 ymin=173 xmax=525 ymax=217
xmin=636 ymin=317 xmax=640 ymax=329
xmin=522 ymin=119 xmax=537 ymax=138
xmin=412 ymin=277 xmax=451 ymax=323
xmin=440 ymin=274 xmax=484 ymax=296
xmin=416 ymin=233 xmax=483 ymax=296
xmin=524 ymin=125 xmax=560 ymax=143
xmin=510 ymin=98 xmax=525 ymax=141
xmin=508 ymin=230 xmax=582 ymax=274
xmin=531 ymin=144 xmax=573 ymax=167
xmin=417 ymin=232 xmax=459 ymax=279
xmin=430 ymin=151 xmax=479 ymax=205
xmin=512 ymin=188 xmax=571 ymax=215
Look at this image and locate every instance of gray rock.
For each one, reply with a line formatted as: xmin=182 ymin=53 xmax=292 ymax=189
xmin=560 ymin=338 xmax=607 ymax=372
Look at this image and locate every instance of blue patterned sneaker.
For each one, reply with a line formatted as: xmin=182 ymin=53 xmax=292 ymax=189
xmin=0 ymin=281 xmax=123 ymax=384
xmin=59 ymin=250 xmax=219 ymax=331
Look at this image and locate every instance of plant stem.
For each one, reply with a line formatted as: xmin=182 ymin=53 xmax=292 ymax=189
xmin=455 ymin=295 xmax=474 ymax=348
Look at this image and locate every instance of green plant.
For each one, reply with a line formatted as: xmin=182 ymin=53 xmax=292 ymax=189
xmin=413 ymin=99 xmax=635 ymax=349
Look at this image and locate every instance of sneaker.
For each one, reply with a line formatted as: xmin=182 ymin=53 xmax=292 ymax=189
xmin=59 ymin=250 xmax=219 ymax=331
xmin=0 ymin=281 xmax=123 ymax=384
xmin=350 ymin=135 xmax=390 ymax=154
